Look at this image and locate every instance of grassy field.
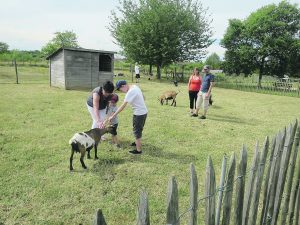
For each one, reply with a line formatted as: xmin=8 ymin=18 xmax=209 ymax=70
xmin=0 ymin=65 xmax=300 ymax=224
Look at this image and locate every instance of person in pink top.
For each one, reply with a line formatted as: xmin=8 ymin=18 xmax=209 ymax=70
xmin=188 ymin=68 xmax=202 ymax=116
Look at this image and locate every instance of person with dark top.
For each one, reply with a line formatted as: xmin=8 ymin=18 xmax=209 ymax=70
xmin=188 ymin=68 xmax=202 ymax=116
xmin=86 ymin=81 xmax=114 ymax=129
xmin=194 ymin=65 xmax=215 ymax=119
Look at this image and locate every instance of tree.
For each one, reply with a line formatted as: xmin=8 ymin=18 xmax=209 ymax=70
xmin=0 ymin=42 xmax=9 ymax=53
xmin=41 ymin=31 xmax=80 ymax=57
xmin=205 ymin=53 xmax=221 ymax=69
xmin=109 ymin=0 xmax=213 ymax=79
xmin=221 ymin=1 xmax=300 ymax=85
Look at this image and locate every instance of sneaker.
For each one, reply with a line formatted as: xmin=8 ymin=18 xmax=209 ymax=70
xmin=191 ymin=114 xmax=198 ymax=117
xmin=129 ymin=149 xmax=142 ymax=154
xmin=199 ymin=115 xmax=206 ymax=119
xmin=130 ymin=142 xmax=136 ymax=146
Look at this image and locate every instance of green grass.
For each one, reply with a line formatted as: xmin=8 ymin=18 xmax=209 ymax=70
xmin=0 ymin=66 xmax=300 ymax=224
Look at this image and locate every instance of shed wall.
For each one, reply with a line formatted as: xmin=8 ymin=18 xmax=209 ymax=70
xmin=50 ymin=51 xmax=65 ymax=88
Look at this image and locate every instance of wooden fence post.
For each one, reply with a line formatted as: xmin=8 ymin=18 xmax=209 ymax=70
xmin=166 ymin=176 xmax=179 ymax=225
xmin=215 ymin=155 xmax=227 ymax=225
xmin=265 ymin=129 xmax=286 ymax=225
xmin=260 ymin=136 xmax=277 ymax=225
xmin=94 ymin=209 xmax=107 ymax=225
xmin=221 ymin=153 xmax=236 ymax=225
xmin=280 ymin=121 xmax=299 ymax=225
xmin=294 ymin=186 xmax=300 ymax=225
xmin=205 ymin=156 xmax=216 ymax=225
xmin=189 ymin=163 xmax=198 ymax=225
xmin=234 ymin=145 xmax=247 ymax=225
xmin=248 ymin=136 xmax=270 ymax=225
xmin=14 ymin=59 xmax=19 ymax=84
xmin=137 ymin=191 xmax=150 ymax=225
xmin=242 ymin=141 xmax=260 ymax=225
xmin=272 ymin=123 xmax=297 ymax=225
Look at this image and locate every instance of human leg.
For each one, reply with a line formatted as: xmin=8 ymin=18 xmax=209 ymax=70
xmin=130 ymin=114 xmax=147 ymax=153
xmin=194 ymin=92 xmax=204 ymax=116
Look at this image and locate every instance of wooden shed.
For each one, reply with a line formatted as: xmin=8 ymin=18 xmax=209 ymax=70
xmin=46 ymin=47 xmax=115 ymax=90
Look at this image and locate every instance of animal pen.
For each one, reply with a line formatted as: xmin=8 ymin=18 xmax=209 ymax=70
xmin=93 ymin=120 xmax=300 ymax=225
xmin=46 ymin=47 xmax=115 ymax=90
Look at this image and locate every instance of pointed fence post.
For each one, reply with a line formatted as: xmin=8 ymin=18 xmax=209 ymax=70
xmin=137 ymin=191 xmax=150 ymax=225
xmin=294 ymin=186 xmax=300 ymax=225
xmin=205 ymin=156 xmax=216 ymax=225
xmin=260 ymin=136 xmax=277 ymax=225
xmin=221 ymin=153 xmax=236 ymax=225
xmin=265 ymin=129 xmax=286 ymax=225
xmin=234 ymin=145 xmax=247 ymax=225
xmin=272 ymin=123 xmax=297 ymax=225
xmin=280 ymin=121 xmax=299 ymax=225
xmin=216 ymin=155 xmax=227 ymax=225
xmin=166 ymin=176 xmax=179 ymax=225
xmin=242 ymin=141 xmax=260 ymax=225
xmin=248 ymin=136 xmax=270 ymax=225
xmin=94 ymin=209 xmax=107 ymax=225
xmin=189 ymin=163 xmax=198 ymax=225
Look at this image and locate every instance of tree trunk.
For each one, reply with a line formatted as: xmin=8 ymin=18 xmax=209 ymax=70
xmin=156 ymin=64 xmax=161 ymax=79
xmin=149 ymin=64 xmax=152 ymax=74
xmin=257 ymin=58 xmax=265 ymax=89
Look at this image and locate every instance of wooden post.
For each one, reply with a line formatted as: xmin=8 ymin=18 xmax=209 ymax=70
xmin=216 ymin=155 xmax=227 ymax=225
xmin=234 ymin=145 xmax=247 ymax=225
xmin=131 ymin=64 xmax=133 ymax=83
xmin=166 ymin=176 xmax=179 ymax=225
xmin=242 ymin=142 xmax=260 ymax=225
xmin=205 ymin=156 xmax=216 ymax=225
xmin=265 ymin=129 xmax=286 ymax=225
xmin=248 ymin=137 xmax=269 ymax=225
xmin=221 ymin=153 xmax=236 ymax=225
xmin=137 ymin=191 xmax=150 ymax=225
xmin=272 ymin=123 xmax=297 ymax=225
xmin=294 ymin=185 xmax=300 ymax=225
xmin=280 ymin=121 xmax=299 ymax=225
xmin=14 ymin=59 xmax=19 ymax=84
xmin=94 ymin=209 xmax=107 ymax=225
xmin=260 ymin=136 xmax=277 ymax=225
xmin=189 ymin=164 xmax=198 ymax=225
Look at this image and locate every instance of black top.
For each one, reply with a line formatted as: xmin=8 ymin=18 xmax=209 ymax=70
xmin=86 ymin=87 xmax=109 ymax=110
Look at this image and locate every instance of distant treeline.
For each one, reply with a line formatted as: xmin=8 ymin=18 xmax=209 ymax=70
xmin=0 ymin=50 xmax=47 ymax=66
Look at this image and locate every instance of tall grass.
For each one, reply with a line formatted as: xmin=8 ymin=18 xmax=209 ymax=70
xmin=0 ymin=66 xmax=300 ymax=224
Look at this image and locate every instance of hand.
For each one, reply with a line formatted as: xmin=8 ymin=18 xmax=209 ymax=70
xmin=205 ymin=93 xmax=210 ymax=99
xmin=97 ymin=120 xmax=104 ymax=129
xmin=108 ymin=116 xmax=114 ymax=122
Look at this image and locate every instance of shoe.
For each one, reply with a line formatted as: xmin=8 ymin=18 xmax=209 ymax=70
xmin=129 ymin=149 xmax=142 ymax=154
xmin=114 ymin=144 xmax=121 ymax=148
xmin=130 ymin=142 xmax=136 ymax=146
xmin=191 ymin=114 xmax=198 ymax=117
xmin=199 ymin=115 xmax=206 ymax=119
xmin=101 ymin=136 xmax=107 ymax=141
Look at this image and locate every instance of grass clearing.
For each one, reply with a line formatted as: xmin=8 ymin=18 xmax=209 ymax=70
xmin=0 ymin=66 xmax=300 ymax=224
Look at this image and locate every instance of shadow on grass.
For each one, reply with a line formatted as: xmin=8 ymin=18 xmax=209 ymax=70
xmin=208 ymin=114 xmax=248 ymax=124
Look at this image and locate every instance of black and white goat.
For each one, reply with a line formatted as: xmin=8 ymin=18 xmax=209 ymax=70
xmin=68 ymin=126 xmax=114 ymax=171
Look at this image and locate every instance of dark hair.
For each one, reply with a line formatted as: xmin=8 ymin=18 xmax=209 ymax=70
xmin=103 ymin=81 xmax=115 ymax=93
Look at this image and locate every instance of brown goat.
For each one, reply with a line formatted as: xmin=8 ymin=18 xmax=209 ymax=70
xmin=68 ymin=126 xmax=114 ymax=171
xmin=159 ymin=90 xmax=179 ymax=107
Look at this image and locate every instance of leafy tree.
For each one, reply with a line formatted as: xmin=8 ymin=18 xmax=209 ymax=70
xmin=205 ymin=53 xmax=221 ymax=69
xmin=0 ymin=42 xmax=9 ymax=53
xmin=109 ymin=0 xmax=213 ymax=78
xmin=41 ymin=31 xmax=80 ymax=57
xmin=221 ymin=1 xmax=300 ymax=85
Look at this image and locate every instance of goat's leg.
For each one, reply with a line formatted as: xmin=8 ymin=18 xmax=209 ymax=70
xmin=80 ymin=151 xmax=87 ymax=169
xmin=94 ymin=143 xmax=99 ymax=159
xmin=70 ymin=149 xmax=74 ymax=171
xmin=174 ymin=99 xmax=176 ymax=107
xmin=87 ymin=149 xmax=91 ymax=159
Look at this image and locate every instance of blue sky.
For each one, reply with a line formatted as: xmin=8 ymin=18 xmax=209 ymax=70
xmin=0 ymin=0 xmax=298 ymax=58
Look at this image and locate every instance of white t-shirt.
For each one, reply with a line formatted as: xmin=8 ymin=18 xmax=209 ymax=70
xmin=124 ymin=85 xmax=148 ymax=115
xmin=135 ymin=65 xmax=140 ymax=74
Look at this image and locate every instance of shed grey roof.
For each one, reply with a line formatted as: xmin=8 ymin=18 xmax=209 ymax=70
xmin=46 ymin=47 xmax=116 ymax=60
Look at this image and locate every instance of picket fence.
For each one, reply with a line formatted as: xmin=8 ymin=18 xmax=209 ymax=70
xmin=93 ymin=120 xmax=300 ymax=225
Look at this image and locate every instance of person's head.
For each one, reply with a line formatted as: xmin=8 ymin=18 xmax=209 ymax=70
xmin=109 ymin=93 xmax=119 ymax=106
xmin=203 ymin=65 xmax=211 ymax=74
xmin=102 ymin=81 xmax=115 ymax=96
xmin=115 ymin=80 xmax=128 ymax=93
xmin=193 ymin=67 xmax=200 ymax=75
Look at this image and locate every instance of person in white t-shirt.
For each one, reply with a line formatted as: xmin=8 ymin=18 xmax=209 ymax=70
xmin=134 ymin=62 xmax=140 ymax=83
xmin=109 ymin=80 xmax=148 ymax=154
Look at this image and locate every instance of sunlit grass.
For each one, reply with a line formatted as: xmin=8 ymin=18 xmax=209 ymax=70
xmin=0 ymin=66 xmax=300 ymax=224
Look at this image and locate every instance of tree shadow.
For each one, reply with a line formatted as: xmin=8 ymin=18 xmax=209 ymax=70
xmin=208 ymin=114 xmax=248 ymax=124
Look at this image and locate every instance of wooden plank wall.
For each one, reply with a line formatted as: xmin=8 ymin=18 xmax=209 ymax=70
xmin=50 ymin=51 xmax=65 ymax=88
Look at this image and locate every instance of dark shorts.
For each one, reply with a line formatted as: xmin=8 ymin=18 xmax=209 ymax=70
xmin=133 ymin=114 xmax=147 ymax=139
xmin=135 ymin=74 xmax=140 ymax=79
xmin=111 ymin=124 xmax=118 ymax=136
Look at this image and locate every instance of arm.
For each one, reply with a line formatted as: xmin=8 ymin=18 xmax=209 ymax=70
xmin=206 ymin=82 xmax=214 ymax=97
xmin=92 ymin=93 xmax=102 ymax=127
xmin=109 ymin=101 xmax=128 ymax=121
